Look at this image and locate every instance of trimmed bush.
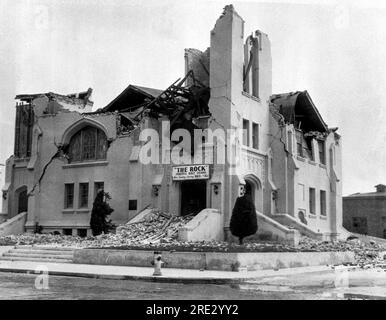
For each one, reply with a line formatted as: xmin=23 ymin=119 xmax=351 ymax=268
xmin=230 ymin=194 xmax=258 ymax=244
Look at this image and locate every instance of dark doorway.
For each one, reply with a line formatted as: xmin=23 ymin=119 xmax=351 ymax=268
xmin=17 ymin=187 xmax=28 ymax=214
xmin=180 ymin=180 xmax=207 ymax=216
xmin=245 ymin=181 xmax=253 ymax=196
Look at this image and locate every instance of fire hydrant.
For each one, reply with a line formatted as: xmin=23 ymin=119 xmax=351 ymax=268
xmin=152 ymin=251 xmax=164 ymax=276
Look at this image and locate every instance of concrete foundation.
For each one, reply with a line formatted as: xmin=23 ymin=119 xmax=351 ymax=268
xmin=73 ymin=248 xmax=355 ymax=271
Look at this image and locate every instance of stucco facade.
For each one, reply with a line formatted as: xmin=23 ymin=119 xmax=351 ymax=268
xmin=1 ymin=5 xmax=344 ymax=240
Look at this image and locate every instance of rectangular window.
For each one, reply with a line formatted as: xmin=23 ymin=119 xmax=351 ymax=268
xmin=295 ymin=130 xmax=303 ymax=157
xmin=243 ymin=119 xmax=249 ymax=146
xmin=320 ymin=190 xmax=326 ymax=216
xmin=64 ymin=183 xmax=74 ymax=209
xmin=63 ymin=229 xmax=72 ymax=236
xmin=79 ymin=183 xmax=89 ymax=208
xmin=318 ymin=140 xmax=326 ymax=164
xmin=287 ymin=131 xmax=293 ymax=154
xmin=297 ymin=141 xmax=303 ymax=157
xmin=128 ymin=199 xmax=137 ymax=211
xmin=252 ymin=122 xmax=259 ymax=149
xmin=309 ymin=188 xmax=316 ymax=214
xmin=352 ymin=217 xmax=368 ymax=234
xmin=306 ymin=138 xmax=314 ymax=161
xmin=94 ymin=182 xmax=104 ymax=199
xmin=77 ymin=229 xmax=87 ymax=238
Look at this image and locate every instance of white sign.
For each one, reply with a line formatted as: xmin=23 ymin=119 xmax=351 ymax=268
xmin=172 ymin=165 xmax=210 ymax=181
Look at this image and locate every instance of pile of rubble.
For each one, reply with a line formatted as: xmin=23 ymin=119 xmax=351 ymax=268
xmin=0 ymin=209 xmax=194 ymax=248
xmin=0 ymin=233 xmax=88 ymax=247
xmin=115 ymin=209 xmax=194 ymax=243
xmin=297 ymin=237 xmax=386 ymax=268
xmin=0 ymin=216 xmax=385 ymax=267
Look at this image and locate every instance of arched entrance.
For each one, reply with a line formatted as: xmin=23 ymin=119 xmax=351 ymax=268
xmin=243 ymin=174 xmax=263 ymax=212
xmin=16 ymin=186 xmax=28 ymax=214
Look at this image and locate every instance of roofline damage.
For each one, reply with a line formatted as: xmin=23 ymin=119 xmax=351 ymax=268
xmin=15 ymin=88 xmax=94 ymax=107
xmin=270 ymin=90 xmax=333 ymax=134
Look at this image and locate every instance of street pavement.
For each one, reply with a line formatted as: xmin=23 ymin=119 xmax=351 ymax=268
xmin=0 ymin=266 xmax=384 ymax=299
xmin=0 ymin=260 xmax=338 ymax=283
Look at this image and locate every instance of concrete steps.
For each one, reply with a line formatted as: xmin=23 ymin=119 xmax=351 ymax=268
xmin=0 ymin=245 xmax=75 ymax=263
xmin=271 ymin=213 xmax=324 ymax=240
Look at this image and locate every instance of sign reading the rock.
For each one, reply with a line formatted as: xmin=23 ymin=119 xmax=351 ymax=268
xmin=172 ymin=165 xmax=210 ymax=181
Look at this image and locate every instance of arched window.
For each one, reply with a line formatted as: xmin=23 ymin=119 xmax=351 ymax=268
xmin=68 ymin=126 xmax=107 ymax=163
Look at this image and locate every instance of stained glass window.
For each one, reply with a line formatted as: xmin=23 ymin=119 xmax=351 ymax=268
xmin=68 ymin=126 xmax=107 ymax=163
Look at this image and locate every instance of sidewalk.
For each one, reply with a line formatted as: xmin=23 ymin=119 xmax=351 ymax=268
xmin=0 ymin=260 xmax=349 ymax=284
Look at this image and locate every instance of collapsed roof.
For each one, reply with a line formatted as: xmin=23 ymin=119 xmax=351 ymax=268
xmin=102 ymin=85 xmax=163 ymax=112
xmin=15 ymin=88 xmax=93 ymax=106
xmin=100 ymin=70 xmax=210 ymax=128
xmin=270 ymin=91 xmax=328 ymax=133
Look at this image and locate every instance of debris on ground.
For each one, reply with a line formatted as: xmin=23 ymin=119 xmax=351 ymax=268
xmin=0 ymin=208 xmax=385 ymax=268
xmin=0 ymin=233 xmax=384 ymax=266
xmin=115 ymin=209 xmax=194 ymax=243
xmin=0 ymin=208 xmax=194 ymax=248
xmin=296 ymin=237 xmax=386 ymax=269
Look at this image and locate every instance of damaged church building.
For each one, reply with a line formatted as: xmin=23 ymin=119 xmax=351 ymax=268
xmin=1 ymin=5 xmax=344 ymax=242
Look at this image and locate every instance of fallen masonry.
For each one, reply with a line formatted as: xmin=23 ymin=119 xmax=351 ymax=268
xmin=0 ymin=237 xmax=385 ymax=269
xmin=0 ymin=209 xmax=385 ymax=267
xmin=115 ymin=209 xmax=194 ymax=243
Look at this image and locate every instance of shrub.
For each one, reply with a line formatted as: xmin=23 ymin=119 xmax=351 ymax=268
xmin=90 ymin=191 xmax=114 ymax=236
xmin=230 ymin=194 xmax=258 ymax=244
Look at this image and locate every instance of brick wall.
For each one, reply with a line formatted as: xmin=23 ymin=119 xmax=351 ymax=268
xmin=343 ymin=196 xmax=386 ymax=238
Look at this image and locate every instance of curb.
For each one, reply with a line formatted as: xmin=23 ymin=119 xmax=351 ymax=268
xmin=0 ymin=267 xmax=247 ymax=284
xmin=0 ymin=263 xmax=351 ymax=285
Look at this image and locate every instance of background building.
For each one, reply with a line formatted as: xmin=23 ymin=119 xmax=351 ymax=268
xmin=0 ymin=164 xmax=5 ymax=222
xmin=343 ymin=184 xmax=386 ymax=239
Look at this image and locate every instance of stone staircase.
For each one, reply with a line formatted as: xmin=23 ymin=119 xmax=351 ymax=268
xmin=0 ymin=246 xmax=75 ymax=263
xmin=271 ymin=213 xmax=325 ymax=240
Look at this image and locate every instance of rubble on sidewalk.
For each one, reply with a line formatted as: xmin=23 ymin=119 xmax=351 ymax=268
xmin=0 ymin=211 xmax=385 ymax=268
xmin=296 ymin=237 xmax=386 ymax=269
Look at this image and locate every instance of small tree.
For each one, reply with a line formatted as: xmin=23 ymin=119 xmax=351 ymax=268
xmin=229 ymin=194 xmax=258 ymax=245
xmin=90 ymin=191 xmax=114 ymax=236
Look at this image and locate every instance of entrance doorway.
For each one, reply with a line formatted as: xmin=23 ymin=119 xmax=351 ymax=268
xmin=244 ymin=175 xmax=263 ymax=212
xmin=245 ymin=181 xmax=253 ymax=197
xmin=180 ymin=180 xmax=207 ymax=216
xmin=16 ymin=186 xmax=28 ymax=214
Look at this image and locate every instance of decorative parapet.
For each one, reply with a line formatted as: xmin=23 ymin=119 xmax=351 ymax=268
xmin=240 ymin=147 xmax=266 ymax=186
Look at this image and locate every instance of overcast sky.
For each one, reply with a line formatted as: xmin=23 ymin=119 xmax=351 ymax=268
xmin=1 ymin=0 xmax=386 ymax=196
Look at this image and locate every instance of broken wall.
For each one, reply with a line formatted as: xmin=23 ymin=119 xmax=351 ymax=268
xmin=208 ymin=5 xmax=273 ymax=235
xmin=185 ymin=48 xmax=210 ymax=87
xmin=269 ymin=108 xmax=343 ymax=237
xmin=5 ymin=94 xmax=150 ymax=233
